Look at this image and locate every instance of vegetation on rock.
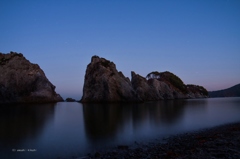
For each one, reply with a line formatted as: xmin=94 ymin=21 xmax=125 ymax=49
xmin=146 ymin=71 xmax=161 ymax=80
xmin=187 ymin=84 xmax=208 ymax=96
xmin=160 ymin=71 xmax=187 ymax=93
xmin=147 ymin=71 xmax=187 ymax=93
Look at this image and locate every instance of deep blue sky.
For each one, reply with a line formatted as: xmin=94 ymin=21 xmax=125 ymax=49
xmin=1 ymin=0 xmax=240 ymax=99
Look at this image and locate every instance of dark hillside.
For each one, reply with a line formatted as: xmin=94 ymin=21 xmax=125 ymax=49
xmin=208 ymin=84 xmax=240 ymax=97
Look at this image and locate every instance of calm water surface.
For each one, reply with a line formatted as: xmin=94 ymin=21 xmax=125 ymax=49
xmin=0 ymin=97 xmax=240 ymax=159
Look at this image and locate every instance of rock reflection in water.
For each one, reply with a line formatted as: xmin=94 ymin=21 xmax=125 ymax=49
xmin=146 ymin=100 xmax=186 ymax=125
xmin=82 ymin=100 xmax=195 ymax=142
xmin=1 ymin=98 xmax=239 ymax=159
xmin=0 ymin=104 xmax=55 ymax=147
xmin=82 ymin=103 xmax=128 ymax=141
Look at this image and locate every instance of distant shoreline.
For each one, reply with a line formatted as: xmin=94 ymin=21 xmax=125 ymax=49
xmin=85 ymin=122 xmax=240 ymax=159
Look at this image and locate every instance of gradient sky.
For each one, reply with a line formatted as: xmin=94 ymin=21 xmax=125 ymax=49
xmin=1 ymin=0 xmax=240 ymax=100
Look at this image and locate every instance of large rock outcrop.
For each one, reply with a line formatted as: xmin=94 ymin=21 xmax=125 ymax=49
xmin=0 ymin=52 xmax=63 ymax=104
xmin=132 ymin=71 xmax=208 ymax=100
xmin=81 ymin=56 xmax=208 ymax=102
xmin=131 ymin=71 xmax=163 ymax=100
xmin=80 ymin=56 xmax=140 ymax=102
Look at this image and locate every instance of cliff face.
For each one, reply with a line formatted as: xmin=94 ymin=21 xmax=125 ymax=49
xmin=186 ymin=84 xmax=209 ymax=98
xmin=81 ymin=56 xmax=208 ymax=103
xmin=132 ymin=72 xmax=208 ymax=100
xmin=0 ymin=52 xmax=63 ymax=104
xmin=80 ymin=56 xmax=140 ymax=102
xmin=131 ymin=71 xmax=163 ymax=100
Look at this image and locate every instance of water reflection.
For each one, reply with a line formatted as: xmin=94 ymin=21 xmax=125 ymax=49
xmin=82 ymin=103 xmax=128 ymax=141
xmin=83 ymin=100 xmax=191 ymax=142
xmin=0 ymin=98 xmax=240 ymax=159
xmin=147 ymin=100 xmax=186 ymax=124
xmin=183 ymin=99 xmax=208 ymax=113
xmin=0 ymin=104 xmax=55 ymax=148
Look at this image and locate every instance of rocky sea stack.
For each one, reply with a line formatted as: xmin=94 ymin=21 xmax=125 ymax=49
xmin=0 ymin=52 xmax=63 ymax=104
xmin=81 ymin=56 xmax=208 ymax=103
xmin=81 ymin=56 xmax=139 ymax=102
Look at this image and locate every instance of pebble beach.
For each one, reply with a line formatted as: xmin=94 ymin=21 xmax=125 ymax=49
xmin=85 ymin=122 xmax=240 ymax=159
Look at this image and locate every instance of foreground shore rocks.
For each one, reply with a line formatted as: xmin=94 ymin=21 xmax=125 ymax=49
xmin=86 ymin=122 xmax=240 ymax=159
xmin=0 ymin=52 xmax=63 ymax=104
xmin=81 ymin=56 xmax=208 ymax=102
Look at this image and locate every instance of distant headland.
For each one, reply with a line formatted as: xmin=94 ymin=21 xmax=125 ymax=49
xmin=209 ymin=84 xmax=240 ymax=98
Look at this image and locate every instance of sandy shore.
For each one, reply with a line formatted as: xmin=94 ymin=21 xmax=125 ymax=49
xmin=83 ymin=122 xmax=240 ymax=159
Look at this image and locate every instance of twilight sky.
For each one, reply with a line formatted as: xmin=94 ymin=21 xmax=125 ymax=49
xmin=1 ymin=0 xmax=240 ymax=100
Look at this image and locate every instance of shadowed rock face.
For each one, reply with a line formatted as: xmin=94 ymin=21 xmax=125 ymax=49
xmin=131 ymin=71 xmax=163 ymax=100
xmin=132 ymin=72 xmax=184 ymax=100
xmin=80 ymin=56 xmax=140 ymax=102
xmin=132 ymin=72 xmax=208 ymax=100
xmin=81 ymin=56 xmax=208 ymax=103
xmin=0 ymin=52 xmax=63 ymax=104
xmin=186 ymin=84 xmax=209 ymax=98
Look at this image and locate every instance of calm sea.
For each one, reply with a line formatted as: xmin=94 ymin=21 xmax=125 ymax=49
xmin=0 ymin=97 xmax=240 ymax=159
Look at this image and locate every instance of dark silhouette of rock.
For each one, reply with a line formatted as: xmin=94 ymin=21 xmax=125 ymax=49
xmin=208 ymin=83 xmax=240 ymax=97
xmin=131 ymin=71 xmax=163 ymax=100
xmin=80 ymin=56 xmax=140 ymax=102
xmin=132 ymin=71 xmax=208 ymax=100
xmin=65 ymin=98 xmax=76 ymax=102
xmin=0 ymin=52 xmax=63 ymax=104
xmin=186 ymin=84 xmax=209 ymax=98
xmin=81 ymin=56 xmax=208 ymax=102
xmin=154 ymin=71 xmax=208 ymax=98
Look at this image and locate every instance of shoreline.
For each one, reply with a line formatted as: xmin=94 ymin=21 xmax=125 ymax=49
xmin=83 ymin=122 xmax=240 ymax=159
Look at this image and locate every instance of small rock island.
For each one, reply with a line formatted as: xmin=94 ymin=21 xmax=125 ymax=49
xmin=65 ymin=98 xmax=76 ymax=102
xmin=81 ymin=56 xmax=208 ymax=102
xmin=0 ymin=52 xmax=63 ymax=104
